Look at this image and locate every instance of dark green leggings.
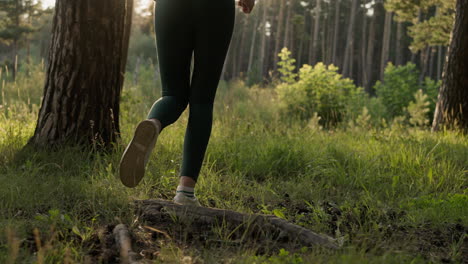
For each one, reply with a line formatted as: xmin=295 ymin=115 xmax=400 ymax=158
xmin=147 ymin=0 xmax=235 ymax=182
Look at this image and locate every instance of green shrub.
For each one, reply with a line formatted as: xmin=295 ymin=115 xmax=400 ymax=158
xmin=276 ymin=61 xmax=362 ymax=126
xmin=127 ymin=27 xmax=157 ymax=71
xmin=343 ymin=92 xmax=390 ymax=129
xmin=277 ymin=47 xmax=297 ymax=84
xmin=347 ymin=106 xmax=372 ymax=132
xmin=374 ymin=63 xmax=440 ymax=118
xmin=422 ymin=76 xmax=440 ymax=119
xmin=406 ymin=89 xmax=431 ymax=128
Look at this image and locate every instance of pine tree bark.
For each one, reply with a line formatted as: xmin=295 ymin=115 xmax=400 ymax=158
xmin=380 ymin=11 xmax=392 ymax=80
xmin=432 ymin=0 xmax=468 ymax=133
xmin=410 ymin=9 xmax=422 ymax=64
xmin=283 ymin=0 xmax=293 ymax=49
xmin=429 ymin=47 xmax=436 ymax=79
xmin=342 ymin=0 xmax=358 ymax=77
xmin=363 ymin=9 xmax=377 ymax=94
xmin=273 ymin=0 xmax=286 ymax=71
xmin=436 ymin=45 xmax=443 ymax=81
xmin=364 ymin=10 xmax=376 ymax=94
xmin=326 ymin=7 xmax=334 ymax=65
xmin=236 ymin=16 xmax=249 ymax=78
xmin=30 ymin=0 xmax=134 ymax=148
xmin=247 ymin=18 xmax=259 ymax=74
xmin=331 ymin=0 xmax=340 ymax=66
xmin=11 ymin=0 xmax=21 ymax=81
xmin=231 ymin=25 xmax=241 ymax=79
xmin=259 ymin=0 xmax=269 ymax=80
xmin=419 ymin=46 xmax=430 ymax=84
xmin=297 ymin=9 xmax=306 ymax=68
xmin=321 ymin=10 xmax=328 ymax=64
xmin=395 ymin=22 xmax=403 ymax=66
xmin=311 ymin=0 xmax=321 ymax=64
xmin=360 ymin=11 xmax=367 ymax=87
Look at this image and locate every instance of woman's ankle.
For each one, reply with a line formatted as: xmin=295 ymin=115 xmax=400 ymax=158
xmin=179 ymin=176 xmax=196 ymax=188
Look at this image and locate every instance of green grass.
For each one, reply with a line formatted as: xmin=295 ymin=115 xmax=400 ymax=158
xmin=0 ymin=63 xmax=467 ymax=263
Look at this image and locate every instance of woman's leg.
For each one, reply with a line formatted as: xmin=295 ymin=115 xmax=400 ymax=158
xmin=147 ymin=0 xmax=194 ymax=130
xmin=178 ymin=0 xmax=236 ymax=183
xmin=147 ymin=96 xmax=188 ymax=131
xmin=120 ymin=0 xmax=194 ymax=188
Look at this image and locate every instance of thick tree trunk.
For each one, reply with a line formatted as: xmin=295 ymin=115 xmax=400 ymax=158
xmin=30 ymin=0 xmax=133 ymax=148
xmin=432 ymin=0 xmax=468 ymax=133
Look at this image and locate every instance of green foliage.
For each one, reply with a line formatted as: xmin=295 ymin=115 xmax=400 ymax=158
xmin=422 ymin=76 xmax=440 ymax=118
xmin=1 ymin=62 xmax=467 ymax=263
xmin=385 ymin=0 xmax=455 ymax=52
xmin=307 ymin=112 xmax=323 ymax=131
xmin=0 ymin=0 xmax=44 ymax=44
xmin=247 ymin=248 xmax=306 ymax=264
xmin=405 ymin=194 xmax=468 ymax=226
xmin=277 ymin=47 xmax=297 ymax=84
xmin=246 ymin=60 xmax=263 ymax=86
xmin=409 ymin=14 xmax=453 ymax=52
xmin=127 ymin=28 xmax=157 ymax=71
xmin=276 ymin=62 xmax=362 ymax=126
xmin=373 ymin=63 xmax=439 ymax=119
xmin=347 ymin=107 xmax=372 ymax=132
xmin=406 ymin=89 xmax=431 ymax=127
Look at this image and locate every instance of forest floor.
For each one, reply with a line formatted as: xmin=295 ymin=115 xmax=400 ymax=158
xmin=0 ymin=75 xmax=467 ymax=263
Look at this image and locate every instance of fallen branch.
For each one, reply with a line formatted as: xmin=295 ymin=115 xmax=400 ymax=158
xmin=135 ymin=199 xmax=339 ymax=249
xmin=112 ymin=224 xmax=140 ymax=264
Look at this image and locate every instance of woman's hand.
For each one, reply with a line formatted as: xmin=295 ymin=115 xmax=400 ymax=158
xmin=238 ymin=0 xmax=255 ymax=14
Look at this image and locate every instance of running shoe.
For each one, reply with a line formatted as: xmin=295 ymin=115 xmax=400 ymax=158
xmin=119 ymin=119 xmax=160 ymax=188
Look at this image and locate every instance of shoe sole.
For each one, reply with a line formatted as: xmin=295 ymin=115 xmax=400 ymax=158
xmin=173 ymin=194 xmax=202 ymax=206
xmin=120 ymin=120 xmax=158 ymax=188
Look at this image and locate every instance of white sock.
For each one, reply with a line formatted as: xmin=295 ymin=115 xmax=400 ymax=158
xmin=176 ymin=185 xmax=196 ymax=199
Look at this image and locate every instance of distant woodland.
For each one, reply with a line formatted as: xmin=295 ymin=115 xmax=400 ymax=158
xmin=220 ymin=0 xmax=454 ymax=93
xmin=0 ymin=0 xmax=454 ymax=94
